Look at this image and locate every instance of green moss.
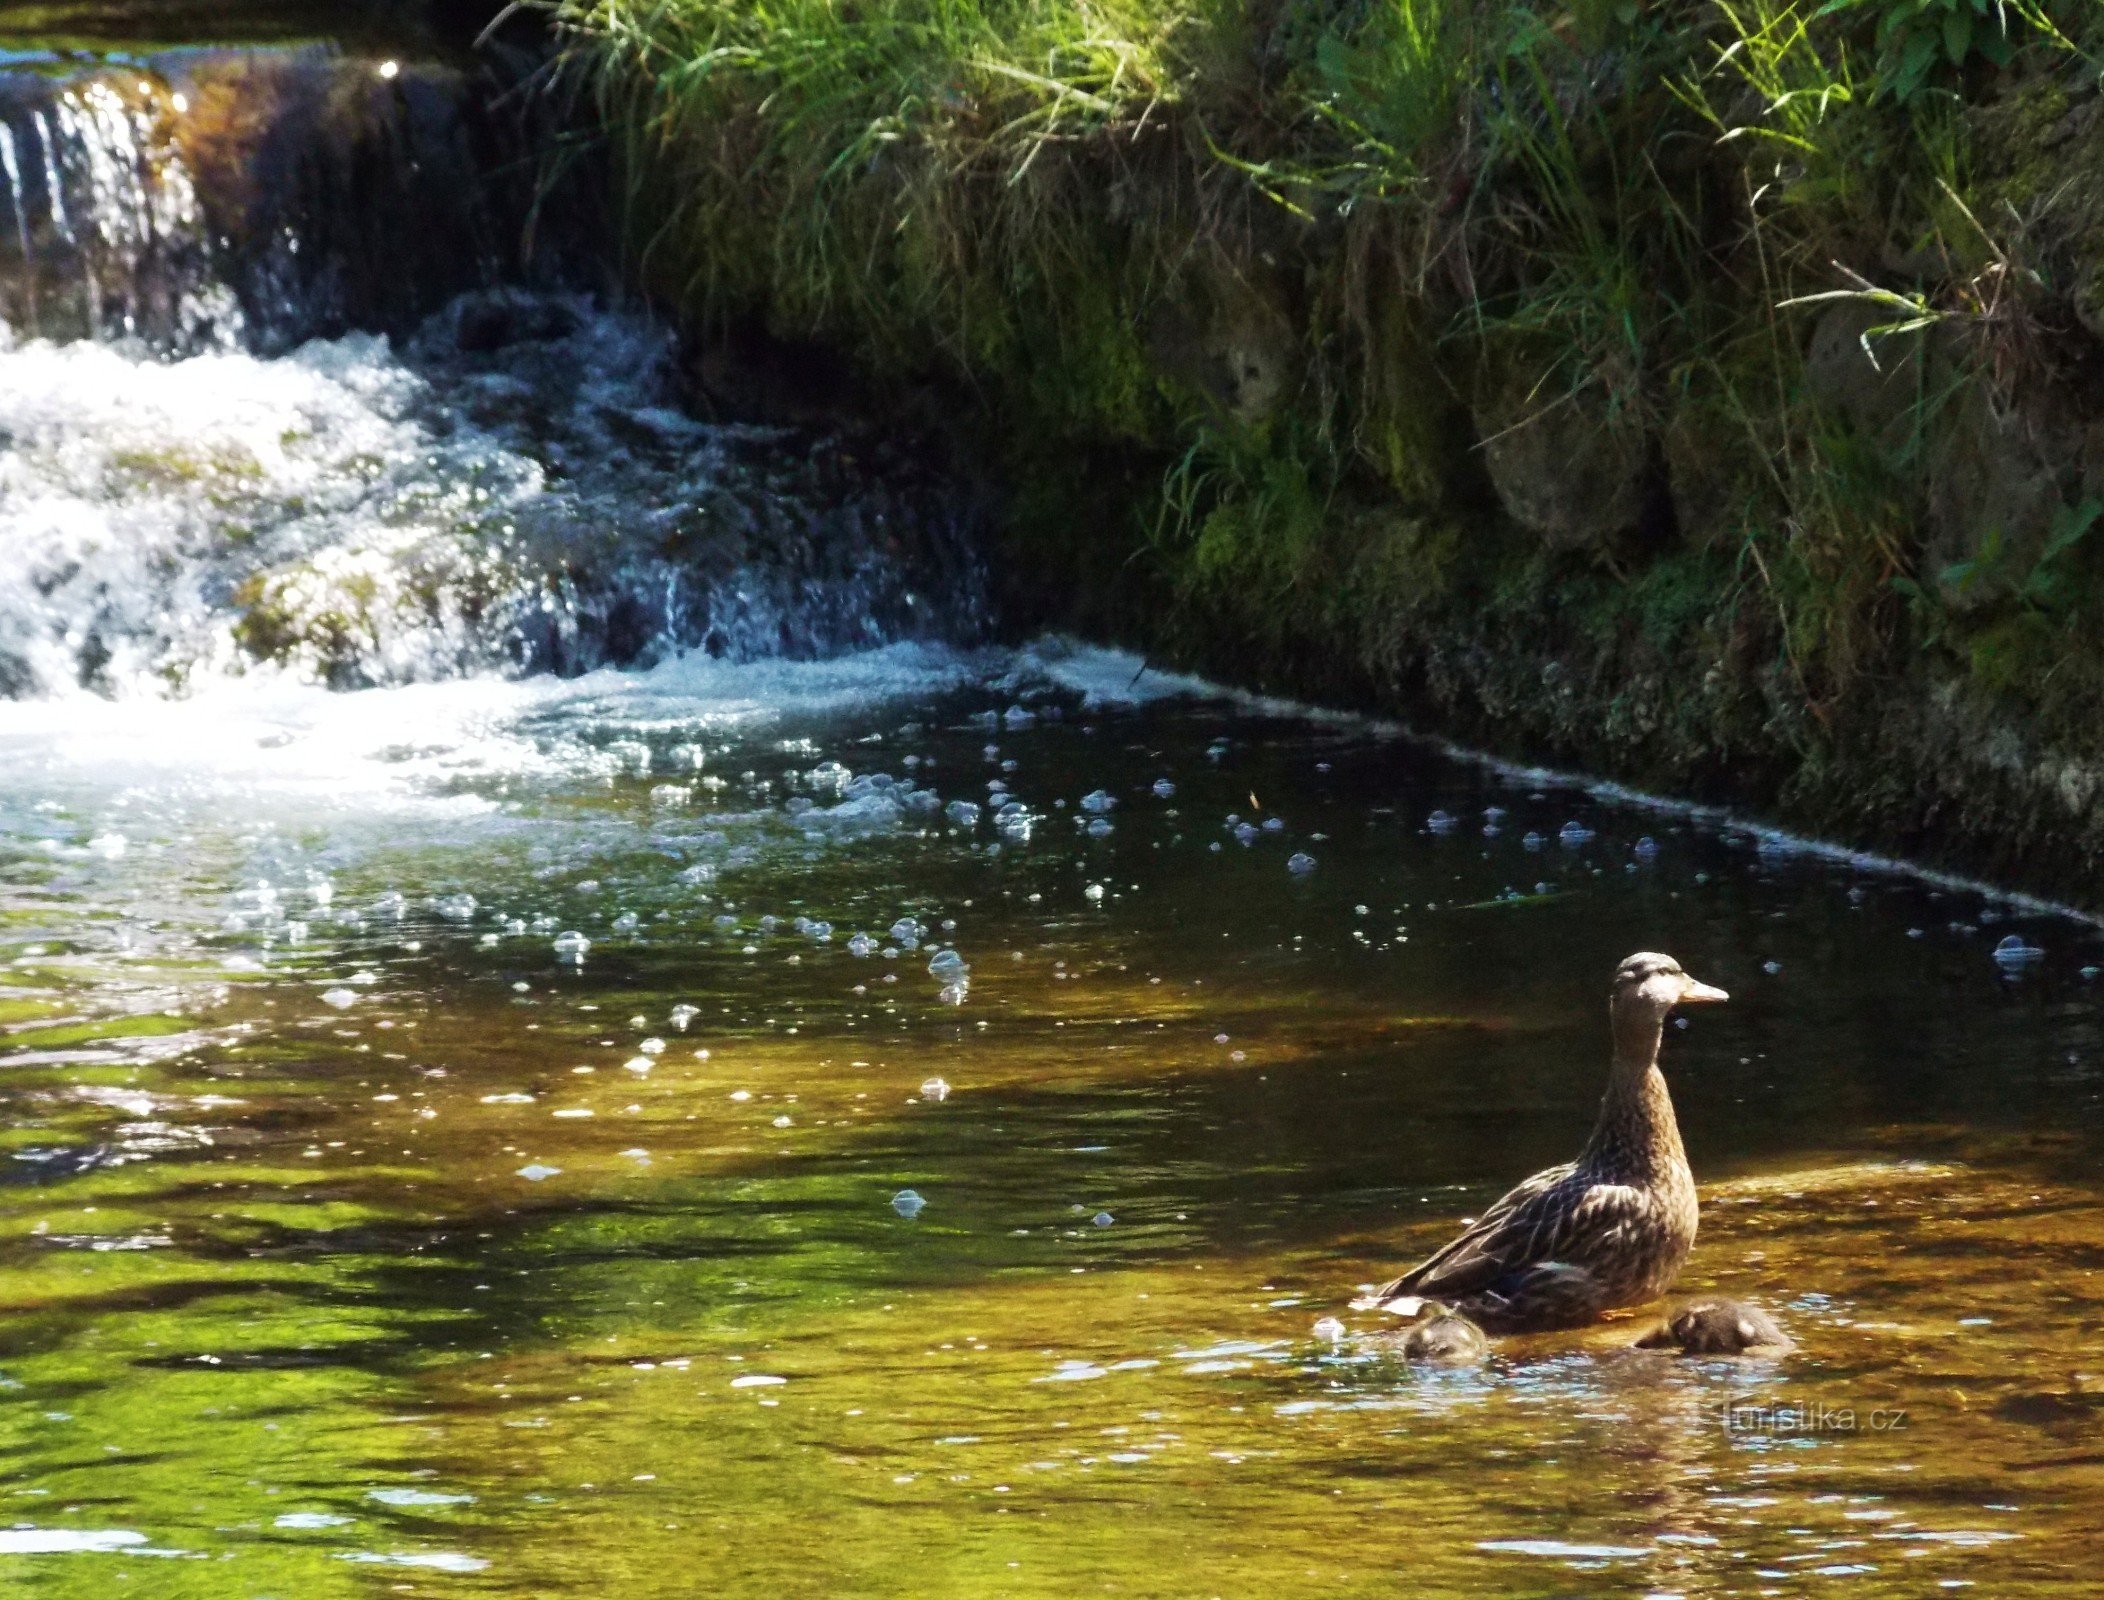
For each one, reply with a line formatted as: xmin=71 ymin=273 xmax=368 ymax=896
xmin=104 ymin=442 xmax=264 ymax=491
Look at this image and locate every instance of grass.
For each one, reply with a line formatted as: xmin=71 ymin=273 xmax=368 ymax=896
xmin=547 ymin=0 xmax=2104 ymax=798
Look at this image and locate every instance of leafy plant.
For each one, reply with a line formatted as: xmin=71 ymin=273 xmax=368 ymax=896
xmin=1304 ymin=0 xmax=1464 ymax=196
xmin=1813 ymin=0 xmax=2029 ymax=103
xmin=1936 ymin=495 xmax=2104 ymax=611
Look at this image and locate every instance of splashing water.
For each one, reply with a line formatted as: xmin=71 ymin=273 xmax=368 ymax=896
xmin=0 ymin=47 xmax=990 ymax=703
xmin=0 ymin=292 xmax=987 ymax=698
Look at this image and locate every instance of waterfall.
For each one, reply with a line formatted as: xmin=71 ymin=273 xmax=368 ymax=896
xmin=0 ymin=78 xmax=241 ymax=347
xmin=0 ymin=46 xmax=986 ymax=704
xmin=0 ymin=123 xmax=32 ymax=333
xmin=0 ymin=40 xmax=608 ymax=352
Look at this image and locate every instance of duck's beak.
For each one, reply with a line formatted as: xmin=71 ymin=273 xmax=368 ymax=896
xmin=1678 ymin=974 xmax=1730 ymax=1005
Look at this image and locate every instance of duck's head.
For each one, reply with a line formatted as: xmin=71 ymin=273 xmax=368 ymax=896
xmin=1612 ymin=951 xmax=1728 ymax=1016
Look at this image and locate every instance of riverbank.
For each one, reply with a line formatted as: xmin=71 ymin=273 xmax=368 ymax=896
xmin=548 ymin=0 xmax=2104 ymax=904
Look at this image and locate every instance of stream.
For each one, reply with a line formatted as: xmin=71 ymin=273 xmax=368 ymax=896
xmin=0 ymin=10 xmax=2100 ymax=1599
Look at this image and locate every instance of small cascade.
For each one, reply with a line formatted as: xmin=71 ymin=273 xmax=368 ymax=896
xmin=0 ymin=38 xmax=599 ymax=351
xmin=0 ymin=288 xmax=988 ymax=699
xmin=0 ymin=75 xmax=238 ymax=346
xmin=0 ymin=30 xmax=989 ymax=702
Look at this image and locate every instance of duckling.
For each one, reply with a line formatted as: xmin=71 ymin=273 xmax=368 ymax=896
xmin=1396 ymin=1309 xmax=1491 ymax=1365
xmin=1636 ymin=1297 xmax=1792 ymax=1356
xmin=1363 ymin=952 xmax=1727 ymax=1333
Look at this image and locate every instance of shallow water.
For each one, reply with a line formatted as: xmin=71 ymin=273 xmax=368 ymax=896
xmin=1 ymin=640 xmax=2101 ymax=1598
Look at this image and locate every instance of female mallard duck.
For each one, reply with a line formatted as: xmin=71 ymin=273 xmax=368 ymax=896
xmin=1365 ymin=951 xmax=1727 ymax=1333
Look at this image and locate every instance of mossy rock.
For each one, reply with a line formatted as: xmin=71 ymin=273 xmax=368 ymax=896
xmin=1144 ymin=258 xmax=1301 ymax=430
xmin=1802 ymin=303 xmax=1934 ymax=462
xmin=1661 ymin=396 xmax=1746 ymax=554
xmin=1470 ymin=351 xmax=1647 ymax=551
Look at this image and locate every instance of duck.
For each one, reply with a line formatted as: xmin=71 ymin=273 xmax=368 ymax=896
xmin=1362 ymin=951 xmax=1727 ymax=1333
xmin=1635 ymin=1296 xmax=1792 ymax=1356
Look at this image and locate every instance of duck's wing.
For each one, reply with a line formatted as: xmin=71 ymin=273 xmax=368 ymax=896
xmin=1371 ymin=1161 xmax=1595 ymax=1303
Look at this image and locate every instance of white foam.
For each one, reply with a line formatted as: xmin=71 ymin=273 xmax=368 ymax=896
xmin=1015 ymin=638 xmax=2098 ymax=927
xmin=1006 ymin=637 xmax=1224 ymax=707
xmin=0 ymin=639 xmax=981 ymax=815
xmin=0 ymin=328 xmax=475 ymax=695
xmin=0 ymin=283 xmax=984 ymax=703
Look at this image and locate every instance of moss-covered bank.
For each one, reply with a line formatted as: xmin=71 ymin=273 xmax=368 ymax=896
xmin=550 ymin=0 xmax=2104 ymax=904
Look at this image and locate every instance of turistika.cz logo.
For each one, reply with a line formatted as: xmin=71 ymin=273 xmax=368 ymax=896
xmin=1722 ymin=1399 xmax=1908 ymax=1435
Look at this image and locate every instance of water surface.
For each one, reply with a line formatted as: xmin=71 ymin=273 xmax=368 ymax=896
xmin=1 ymin=641 xmax=2100 ymax=1598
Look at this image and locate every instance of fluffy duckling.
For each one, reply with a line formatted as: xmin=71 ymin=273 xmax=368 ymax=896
xmin=1365 ymin=952 xmax=1726 ymax=1333
xmin=1396 ymin=1309 xmax=1491 ymax=1365
xmin=1636 ymin=1296 xmax=1793 ymax=1356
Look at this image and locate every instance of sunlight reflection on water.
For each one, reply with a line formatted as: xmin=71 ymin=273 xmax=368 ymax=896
xmin=0 ymin=640 xmax=2098 ymax=1597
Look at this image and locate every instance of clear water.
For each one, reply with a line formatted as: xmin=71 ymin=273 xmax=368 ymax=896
xmin=1 ymin=638 xmax=2101 ymax=1598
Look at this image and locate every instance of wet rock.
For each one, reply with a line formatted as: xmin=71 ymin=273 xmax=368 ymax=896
xmin=1145 ymin=261 xmax=1300 ymax=429
xmin=685 ymin=319 xmax=863 ymax=428
xmin=454 ymin=289 xmax=582 ymax=353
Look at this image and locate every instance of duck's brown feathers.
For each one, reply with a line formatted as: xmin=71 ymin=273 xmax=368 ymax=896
xmin=1380 ymin=1161 xmax=1689 ymax=1309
